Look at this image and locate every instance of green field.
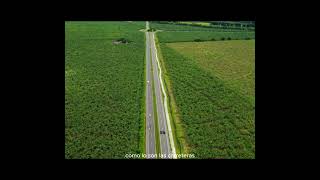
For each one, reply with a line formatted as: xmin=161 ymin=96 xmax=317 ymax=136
xmin=166 ymin=40 xmax=255 ymax=100
xmin=65 ymin=21 xmax=255 ymax=159
xmin=179 ymin=21 xmax=211 ymax=27
xmin=65 ymin=21 xmax=145 ymax=158
xmin=150 ymin=22 xmax=255 ymax=43
xmin=157 ymin=31 xmax=255 ymax=43
xmin=159 ymin=40 xmax=255 ymax=158
xmin=150 ymin=22 xmax=215 ymax=31
xmin=150 ymin=22 xmax=254 ymax=32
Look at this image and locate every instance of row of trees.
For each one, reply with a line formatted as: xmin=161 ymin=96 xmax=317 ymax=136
xmin=208 ymin=21 xmax=255 ymax=28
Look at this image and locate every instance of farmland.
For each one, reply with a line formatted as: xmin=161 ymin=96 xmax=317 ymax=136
xmin=157 ymin=35 xmax=255 ymax=158
xmin=65 ymin=21 xmax=145 ymax=158
xmin=150 ymin=21 xmax=254 ymax=32
xmin=157 ymin=31 xmax=255 ymax=43
xmin=65 ymin=21 xmax=255 ymax=159
xmin=150 ymin=22 xmax=219 ymax=31
xmin=150 ymin=21 xmax=255 ymax=43
xmin=166 ymin=40 xmax=255 ymax=100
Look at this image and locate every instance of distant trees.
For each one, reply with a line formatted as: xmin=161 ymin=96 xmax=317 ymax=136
xmin=209 ymin=21 xmax=255 ymax=30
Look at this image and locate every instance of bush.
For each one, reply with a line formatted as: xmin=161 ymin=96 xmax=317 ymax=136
xmin=245 ymin=37 xmax=251 ymax=40
xmin=227 ymin=37 xmax=231 ymax=40
xmin=148 ymin=28 xmax=156 ymax=32
xmin=221 ymin=37 xmax=225 ymax=40
xmin=194 ymin=39 xmax=202 ymax=42
xmin=211 ymin=38 xmax=216 ymax=41
xmin=116 ymin=38 xmax=131 ymax=43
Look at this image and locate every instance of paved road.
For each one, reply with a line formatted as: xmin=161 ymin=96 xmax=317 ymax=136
xmin=146 ymin=21 xmax=149 ymax=30
xmin=145 ymin=31 xmax=156 ymax=158
xmin=149 ymin=32 xmax=171 ymax=158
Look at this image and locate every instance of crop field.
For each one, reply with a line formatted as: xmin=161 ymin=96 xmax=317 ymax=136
xmin=157 ymin=31 xmax=255 ymax=43
xmin=179 ymin=21 xmax=211 ymax=27
xmin=150 ymin=22 xmax=215 ymax=31
xmin=150 ymin=22 xmax=254 ymax=32
xmin=159 ymin=40 xmax=255 ymax=158
xmin=166 ymin=40 xmax=255 ymax=100
xmin=65 ymin=21 xmax=255 ymax=159
xmin=65 ymin=21 xmax=145 ymax=158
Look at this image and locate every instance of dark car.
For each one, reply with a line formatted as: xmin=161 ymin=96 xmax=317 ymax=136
xmin=160 ymin=130 xmax=165 ymax=134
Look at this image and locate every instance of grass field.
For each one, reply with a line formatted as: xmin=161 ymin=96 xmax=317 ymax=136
xmin=179 ymin=21 xmax=211 ymax=27
xmin=65 ymin=21 xmax=145 ymax=158
xmin=150 ymin=22 xmax=254 ymax=32
xmin=159 ymin=40 xmax=255 ymax=158
xmin=65 ymin=21 xmax=255 ymax=159
xmin=157 ymin=31 xmax=255 ymax=43
xmin=166 ymin=40 xmax=255 ymax=100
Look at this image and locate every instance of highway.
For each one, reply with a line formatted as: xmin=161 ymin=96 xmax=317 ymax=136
xmin=145 ymin=29 xmax=156 ymax=158
xmin=149 ymin=31 xmax=171 ymax=158
xmin=145 ymin=21 xmax=175 ymax=159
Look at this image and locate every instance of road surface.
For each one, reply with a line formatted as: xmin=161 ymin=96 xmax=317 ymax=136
xmin=145 ymin=21 xmax=175 ymax=159
xmin=149 ymin=32 xmax=171 ymax=158
xmin=145 ymin=30 xmax=156 ymax=158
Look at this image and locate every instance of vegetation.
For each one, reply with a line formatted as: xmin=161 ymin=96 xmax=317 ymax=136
xmin=157 ymin=31 xmax=255 ymax=43
xmin=147 ymin=28 xmax=156 ymax=32
xmin=115 ymin=38 xmax=131 ymax=43
xmin=158 ymin=40 xmax=255 ymax=158
xmin=65 ymin=21 xmax=145 ymax=158
xmin=166 ymin=40 xmax=255 ymax=100
xmin=179 ymin=21 xmax=211 ymax=27
xmin=153 ymin=35 xmax=186 ymax=155
xmin=65 ymin=21 xmax=255 ymax=159
xmin=194 ymin=39 xmax=203 ymax=42
xmin=150 ymin=21 xmax=255 ymax=31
